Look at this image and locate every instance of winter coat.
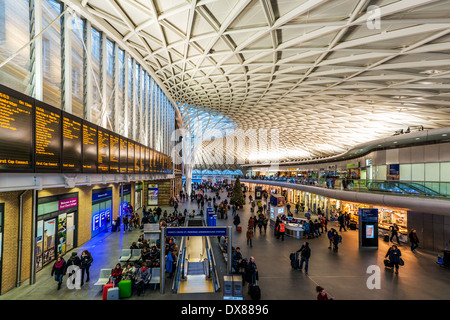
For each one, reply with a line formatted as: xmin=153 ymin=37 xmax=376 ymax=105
xmin=51 ymin=259 xmax=67 ymax=276
xmin=385 ymin=247 xmax=402 ymax=264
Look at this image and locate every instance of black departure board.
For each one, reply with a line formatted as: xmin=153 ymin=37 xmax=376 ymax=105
xmin=62 ymin=112 xmax=82 ymax=173
xmin=34 ymin=101 xmax=61 ymax=172
xmin=0 ymin=83 xmax=174 ymax=175
xmin=119 ymin=138 xmax=127 ymax=173
xmin=0 ymin=85 xmax=34 ymax=171
xmin=127 ymin=140 xmax=135 ymax=173
xmin=82 ymin=121 xmax=98 ymax=173
xmin=144 ymin=147 xmax=150 ymax=173
xmin=134 ymin=143 xmax=140 ymax=173
xmin=140 ymin=145 xmax=145 ymax=173
xmin=98 ymin=128 xmax=110 ymax=173
xmin=109 ymin=133 xmax=120 ymax=173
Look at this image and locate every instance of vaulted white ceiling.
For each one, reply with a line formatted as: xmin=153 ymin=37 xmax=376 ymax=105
xmin=69 ymin=0 xmax=450 ymax=168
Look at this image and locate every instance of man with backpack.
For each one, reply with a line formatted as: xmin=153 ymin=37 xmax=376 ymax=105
xmin=296 ymin=242 xmax=311 ymax=274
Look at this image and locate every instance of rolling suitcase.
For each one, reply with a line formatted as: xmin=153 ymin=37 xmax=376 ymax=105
xmin=102 ymin=283 xmax=114 ymax=300
xmin=384 ymin=234 xmax=390 ymax=242
xmin=107 ymin=287 xmax=120 ymax=300
xmin=248 ymin=280 xmax=261 ymax=300
xmin=118 ymin=279 xmax=132 ymax=298
xmin=237 ymin=226 xmax=242 ymax=231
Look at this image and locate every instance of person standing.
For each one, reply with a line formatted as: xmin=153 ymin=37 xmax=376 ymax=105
xmin=245 ymin=256 xmax=258 ymax=288
xmin=385 ymin=244 xmax=402 ymax=274
xmin=390 ymin=223 xmax=400 ymax=244
xmin=276 ymin=220 xmax=286 ymax=241
xmin=409 ymin=229 xmax=419 ymax=253
xmin=80 ymin=250 xmax=93 ymax=286
xmin=122 ymin=214 xmax=129 ymax=232
xmin=51 ymin=255 xmax=67 ymax=290
xmin=296 ymin=242 xmax=311 ymax=274
xmin=232 ymin=247 xmax=243 ymax=274
xmin=246 ymin=226 xmax=254 ymax=248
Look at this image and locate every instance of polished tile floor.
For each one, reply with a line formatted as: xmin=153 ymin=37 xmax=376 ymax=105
xmin=2 ymin=189 xmax=450 ymax=301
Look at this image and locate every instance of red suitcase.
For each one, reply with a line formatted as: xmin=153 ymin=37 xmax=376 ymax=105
xmin=237 ymin=226 xmax=242 ymax=231
xmin=102 ymin=283 xmax=114 ymax=300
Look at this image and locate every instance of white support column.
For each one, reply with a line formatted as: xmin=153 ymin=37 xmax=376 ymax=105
xmin=100 ymin=32 xmax=107 ymax=128
xmin=62 ymin=6 xmax=72 ymax=113
xmin=30 ymin=0 xmax=43 ymax=101
xmin=124 ymin=52 xmax=129 ymax=137
xmin=83 ymin=20 xmax=92 ymax=121
xmin=113 ymin=43 xmax=120 ymax=133
xmin=131 ymin=58 xmax=136 ymax=141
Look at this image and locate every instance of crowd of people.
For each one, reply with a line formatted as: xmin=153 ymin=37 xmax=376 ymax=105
xmin=49 ymin=179 xmax=422 ymax=300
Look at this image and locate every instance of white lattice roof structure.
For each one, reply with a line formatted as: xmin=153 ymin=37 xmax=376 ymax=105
xmin=68 ymin=0 xmax=450 ymax=167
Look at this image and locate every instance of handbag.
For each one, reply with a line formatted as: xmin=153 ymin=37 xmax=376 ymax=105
xmin=399 ymin=258 xmax=404 ymax=266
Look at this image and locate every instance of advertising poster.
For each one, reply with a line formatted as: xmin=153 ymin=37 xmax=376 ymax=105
xmin=366 ymin=225 xmax=374 ymax=239
xmin=43 ymin=219 xmax=56 ymax=266
xmin=57 ymin=214 xmax=67 ymax=256
xmin=147 ymin=184 xmax=159 ymax=206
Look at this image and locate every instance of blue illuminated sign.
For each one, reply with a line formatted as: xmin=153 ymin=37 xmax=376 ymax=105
xmin=166 ymin=227 xmax=227 ymax=237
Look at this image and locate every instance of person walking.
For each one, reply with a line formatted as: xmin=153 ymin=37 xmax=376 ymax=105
xmin=338 ymin=214 xmax=346 ymax=232
xmin=233 ymin=213 xmax=241 ymax=231
xmin=262 ymin=215 xmax=268 ymax=233
xmin=51 ymin=255 xmax=67 ymax=290
xmin=296 ymin=242 xmax=311 ymax=274
xmin=332 ymin=230 xmax=341 ymax=252
xmin=257 ymin=215 xmax=264 ymax=234
xmin=246 ymin=226 xmax=254 ymax=248
xmin=122 ymin=214 xmax=129 ymax=232
xmin=390 ymin=223 xmax=400 ymax=244
xmin=80 ymin=250 xmax=93 ymax=286
xmin=385 ymin=244 xmax=402 ymax=274
xmin=409 ymin=229 xmax=419 ymax=253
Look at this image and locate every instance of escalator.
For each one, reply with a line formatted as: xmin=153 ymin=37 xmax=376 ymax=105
xmin=367 ymin=181 xmax=444 ymax=197
xmin=171 ymin=215 xmax=221 ymax=294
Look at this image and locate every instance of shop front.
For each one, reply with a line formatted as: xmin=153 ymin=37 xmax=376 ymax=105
xmin=91 ymin=187 xmax=112 ymax=238
xmin=36 ymin=193 xmax=78 ymax=272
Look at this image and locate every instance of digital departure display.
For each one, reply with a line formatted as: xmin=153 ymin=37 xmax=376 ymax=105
xmin=128 ymin=140 xmax=135 ymax=173
xmin=119 ymin=138 xmax=127 ymax=173
xmin=82 ymin=121 xmax=98 ymax=173
xmin=0 ymin=85 xmax=34 ymax=171
xmin=34 ymin=101 xmax=61 ymax=172
xmin=134 ymin=143 xmax=140 ymax=173
xmin=109 ymin=133 xmax=120 ymax=173
xmin=98 ymin=128 xmax=110 ymax=173
xmin=62 ymin=112 xmax=82 ymax=173
xmin=0 ymin=84 xmax=173 ymax=175
xmin=144 ymin=147 xmax=150 ymax=173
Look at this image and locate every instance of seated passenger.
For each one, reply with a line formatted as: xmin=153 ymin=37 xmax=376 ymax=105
xmin=140 ymin=247 xmax=151 ymax=262
xmin=134 ymin=263 xmax=151 ymax=296
xmin=130 ymin=242 xmax=139 ymax=250
xmin=122 ymin=262 xmax=136 ymax=281
xmin=109 ymin=263 xmax=123 ymax=285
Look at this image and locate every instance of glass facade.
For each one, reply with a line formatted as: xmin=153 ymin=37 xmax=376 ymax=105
xmin=0 ymin=0 xmax=175 ymax=156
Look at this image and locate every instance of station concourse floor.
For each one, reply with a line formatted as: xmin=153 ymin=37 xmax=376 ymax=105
xmin=2 ymin=190 xmax=450 ymax=302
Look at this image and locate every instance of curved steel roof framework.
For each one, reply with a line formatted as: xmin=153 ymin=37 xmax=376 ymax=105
xmin=72 ymin=0 xmax=450 ymax=167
